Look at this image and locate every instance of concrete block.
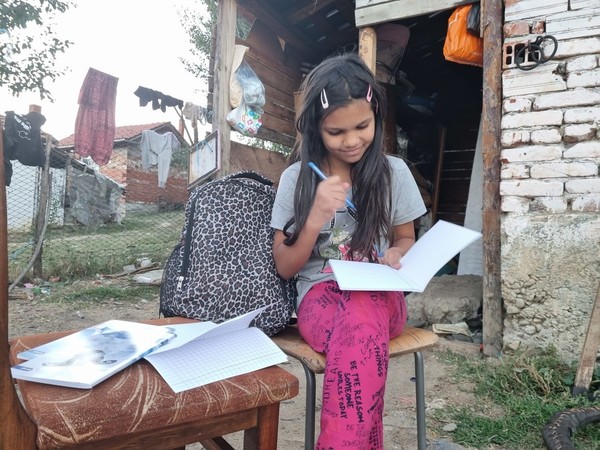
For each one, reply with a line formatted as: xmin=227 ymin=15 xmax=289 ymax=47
xmin=564 ymin=106 xmax=600 ymax=123
xmin=564 ymin=140 xmax=600 ymax=157
xmin=505 ymin=0 xmax=567 ymax=21
xmin=546 ymin=8 xmax=600 ymax=40
xmin=533 ymin=88 xmax=600 ymax=110
xmin=502 ymin=110 xmax=563 ymax=129
xmin=500 ymin=179 xmax=564 ymax=196
xmin=565 ymin=178 xmax=600 ymax=193
xmin=503 ymin=63 xmax=566 ymax=96
xmin=530 ymin=161 xmax=598 ymax=178
xmin=502 ymin=145 xmax=563 ymax=162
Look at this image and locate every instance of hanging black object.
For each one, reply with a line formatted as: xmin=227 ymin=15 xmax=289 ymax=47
xmin=3 ymin=111 xmax=46 ymax=186
xmin=516 ymin=35 xmax=559 ymax=71
xmin=467 ymin=3 xmax=481 ymax=36
xmin=3 ymin=111 xmax=46 ymax=166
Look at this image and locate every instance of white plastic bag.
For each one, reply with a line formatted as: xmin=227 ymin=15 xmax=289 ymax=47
xmin=227 ymin=99 xmax=263 ymax=136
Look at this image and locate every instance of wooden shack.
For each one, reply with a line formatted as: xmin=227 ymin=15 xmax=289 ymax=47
xmin=209 ymin=0 xmax=502 ymax=353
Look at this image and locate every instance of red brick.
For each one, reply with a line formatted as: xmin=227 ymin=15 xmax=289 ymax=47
xmin=531 ymin=20 xmax=545 ymax=34
xmin=504 ymin=21 xmax=530 ymax=37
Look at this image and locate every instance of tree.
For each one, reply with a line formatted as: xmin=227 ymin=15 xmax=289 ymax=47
xmin=178 ymin=0 xmax=217 ymax=83
xmin=178 ymin=1 xmax=291 ymax=155
xmin=0 ymin=0 xmax=73 ymax=100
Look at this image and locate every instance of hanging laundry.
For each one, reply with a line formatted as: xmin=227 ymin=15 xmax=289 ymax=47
xmin=134 ymin=86 xmax=184 ymax=112
xmin=74 ymin=67 xmax=119 ymax=166
xmin=3 ymin=110 xmax=47 ymax=186
xmin=182 ymin=102 xmax=208 ymax=128
xmin=140 ymin=130 xmax=180 ymax=188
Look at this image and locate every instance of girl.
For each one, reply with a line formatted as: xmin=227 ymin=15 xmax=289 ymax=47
xmin=271 ymin=53 xmax=426 ymax=449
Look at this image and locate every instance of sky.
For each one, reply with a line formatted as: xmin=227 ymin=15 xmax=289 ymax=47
xmin=0 ymin=0 xmax=207 ymax=141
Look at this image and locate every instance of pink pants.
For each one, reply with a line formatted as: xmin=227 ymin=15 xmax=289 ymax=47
xmin=297 ymin=280 xmax=407 ymax=450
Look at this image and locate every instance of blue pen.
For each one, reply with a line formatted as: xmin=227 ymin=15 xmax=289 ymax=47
xmin=308 ymin=161 xmax=382 ymax=260
xmin=307 ymin=161 xmax=357 ymax=210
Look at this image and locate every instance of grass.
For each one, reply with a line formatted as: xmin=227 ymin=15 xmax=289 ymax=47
xmin=31 ymin=281 xmax=161 ymax=306
xmin=434 ymin=348 xmax=600 ymax=449
xmin=8 ymin=210 xmax=184 ymax=281
xmin=60 ymin=285 xmax=159 ymax=303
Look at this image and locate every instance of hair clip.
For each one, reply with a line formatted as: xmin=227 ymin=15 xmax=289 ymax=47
xmin=366 ymin=85 xmax=378 ymax=114
xmin=320 ymin=88 xmax=329 ymax=109
xmin=366 ymin=85 xmax=373 ymax=103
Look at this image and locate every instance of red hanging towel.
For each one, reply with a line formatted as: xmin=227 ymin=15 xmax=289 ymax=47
xmin=74 ymin=68 xmax=119 ymax=165
xmin=443 ymin=5 xmax=483 ymax=68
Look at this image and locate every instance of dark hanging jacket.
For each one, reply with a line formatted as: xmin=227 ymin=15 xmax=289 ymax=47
xmin=3 ymin=111 xmax=47 ymax=186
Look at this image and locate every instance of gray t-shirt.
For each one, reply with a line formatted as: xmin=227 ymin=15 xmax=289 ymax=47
xmin=271 ymin=155 xmax=427 ymax=308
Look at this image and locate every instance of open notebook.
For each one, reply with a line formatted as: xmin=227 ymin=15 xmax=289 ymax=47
xmin=12 ymin=307 xmax=287 ymax=392
xmin=328 ymin=220 xmax=482 ymax=292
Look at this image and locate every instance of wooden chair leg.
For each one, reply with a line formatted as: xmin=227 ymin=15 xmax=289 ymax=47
xmin=200 ymin=438 xmax=233 ymax=450
xmin=243 ymin=402 xmax=280 ymax=450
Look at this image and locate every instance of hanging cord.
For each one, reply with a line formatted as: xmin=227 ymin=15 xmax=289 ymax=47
xmin=516 ymin=35 xmax=558 ymax=71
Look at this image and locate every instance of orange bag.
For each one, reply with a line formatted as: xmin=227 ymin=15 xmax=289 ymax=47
xmin=443 ymin=5 xmax=483 ymax=67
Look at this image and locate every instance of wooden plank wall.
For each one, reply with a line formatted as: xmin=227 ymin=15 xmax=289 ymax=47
xmin=355 ymin=0 xmax=477 ymax=27
xmin=236 ymin=6 xmax=305 ymax=149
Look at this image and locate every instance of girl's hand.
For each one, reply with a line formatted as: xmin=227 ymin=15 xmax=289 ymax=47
xmin=379 ymin=247 xmax=404 ymax=269
xmin=307 ymin=175 xmax=349 ymax=227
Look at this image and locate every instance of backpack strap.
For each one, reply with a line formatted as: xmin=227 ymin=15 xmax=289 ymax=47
xmin=227 ymin=171 xmax=274 ymax=187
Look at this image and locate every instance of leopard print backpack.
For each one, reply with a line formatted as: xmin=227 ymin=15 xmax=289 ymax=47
xmin=159 ymin=171 xmax=295 ymax=336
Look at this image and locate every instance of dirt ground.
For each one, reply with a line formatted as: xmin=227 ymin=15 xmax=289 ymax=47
xmin=8 ymin=277 xmax=484 ymax=450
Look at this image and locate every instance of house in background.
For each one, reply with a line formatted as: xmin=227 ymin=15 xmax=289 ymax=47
xmin=1 ymin=113 xmax=124 ymax=231
xmin=59 ymin=122 xmax=190 ymax=215
xmin=59 ymin=121 xmax=289 ymax=216
xmin=5 ymin=112 xmax=289 ymax=231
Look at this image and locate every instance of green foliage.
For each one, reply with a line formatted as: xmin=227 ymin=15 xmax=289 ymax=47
xmin=0 ymin=0 xmax=73 ymax=99
xmin=250 ymin=138 xmax=292 ymax=156
xmin=178 ymin=1 xmax=294 ymax=156
xmin=436 ymin=349 xmax=600 ymax=449
xmin=178 ymin=0 xmax=217 ymax=82
xmin=170 ymin=144 xmax=190 ymax=169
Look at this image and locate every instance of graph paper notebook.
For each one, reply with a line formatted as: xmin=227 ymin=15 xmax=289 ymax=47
xmin=328 ymin=220 xmax=482 ymax=292
xmin=11 ymin=320 xmax=177 ymax=389
xmin=144 ymin=307 xmax=288 ymax=393
xmin=12 ymin=307 xmax=287 ymax=392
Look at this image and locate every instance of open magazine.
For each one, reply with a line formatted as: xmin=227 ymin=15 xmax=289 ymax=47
xmin=12 ymin=320 xmax=176 ymax=389
xmin=12 ymin=307 xmax=287 ymax=392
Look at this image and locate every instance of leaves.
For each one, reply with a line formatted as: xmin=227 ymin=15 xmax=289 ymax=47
xmin=0 ymin=0 xmax=73 ymax=100
xmin=178 ymin=0 xmax=217 ymax=82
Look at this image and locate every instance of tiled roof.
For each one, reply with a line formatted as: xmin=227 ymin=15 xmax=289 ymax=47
xmin=58 ymin=122 xmax=174 ymax=147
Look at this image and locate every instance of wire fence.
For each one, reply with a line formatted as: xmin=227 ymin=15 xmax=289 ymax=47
xmin=6 ymin=133 xmax=190 ymax=286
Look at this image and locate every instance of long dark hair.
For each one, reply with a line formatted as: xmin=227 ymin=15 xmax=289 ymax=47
xmin=284 ymin=53 xmax=393 ymax=259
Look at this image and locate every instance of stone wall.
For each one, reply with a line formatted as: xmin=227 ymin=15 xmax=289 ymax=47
xmin=501 ymin=0 xmax=600 ymax=362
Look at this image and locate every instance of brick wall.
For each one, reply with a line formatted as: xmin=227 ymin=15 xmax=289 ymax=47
xmin=500 ymin=0 xmax=600 ymax=362
xmin=98 ymin=144 xmax=189 ymax=208
xmin=102 ymin=148 xmax=128 ymax=184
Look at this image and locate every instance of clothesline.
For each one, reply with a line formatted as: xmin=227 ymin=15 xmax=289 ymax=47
xmin=134 ymin=84 xmax=209 ymax=145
